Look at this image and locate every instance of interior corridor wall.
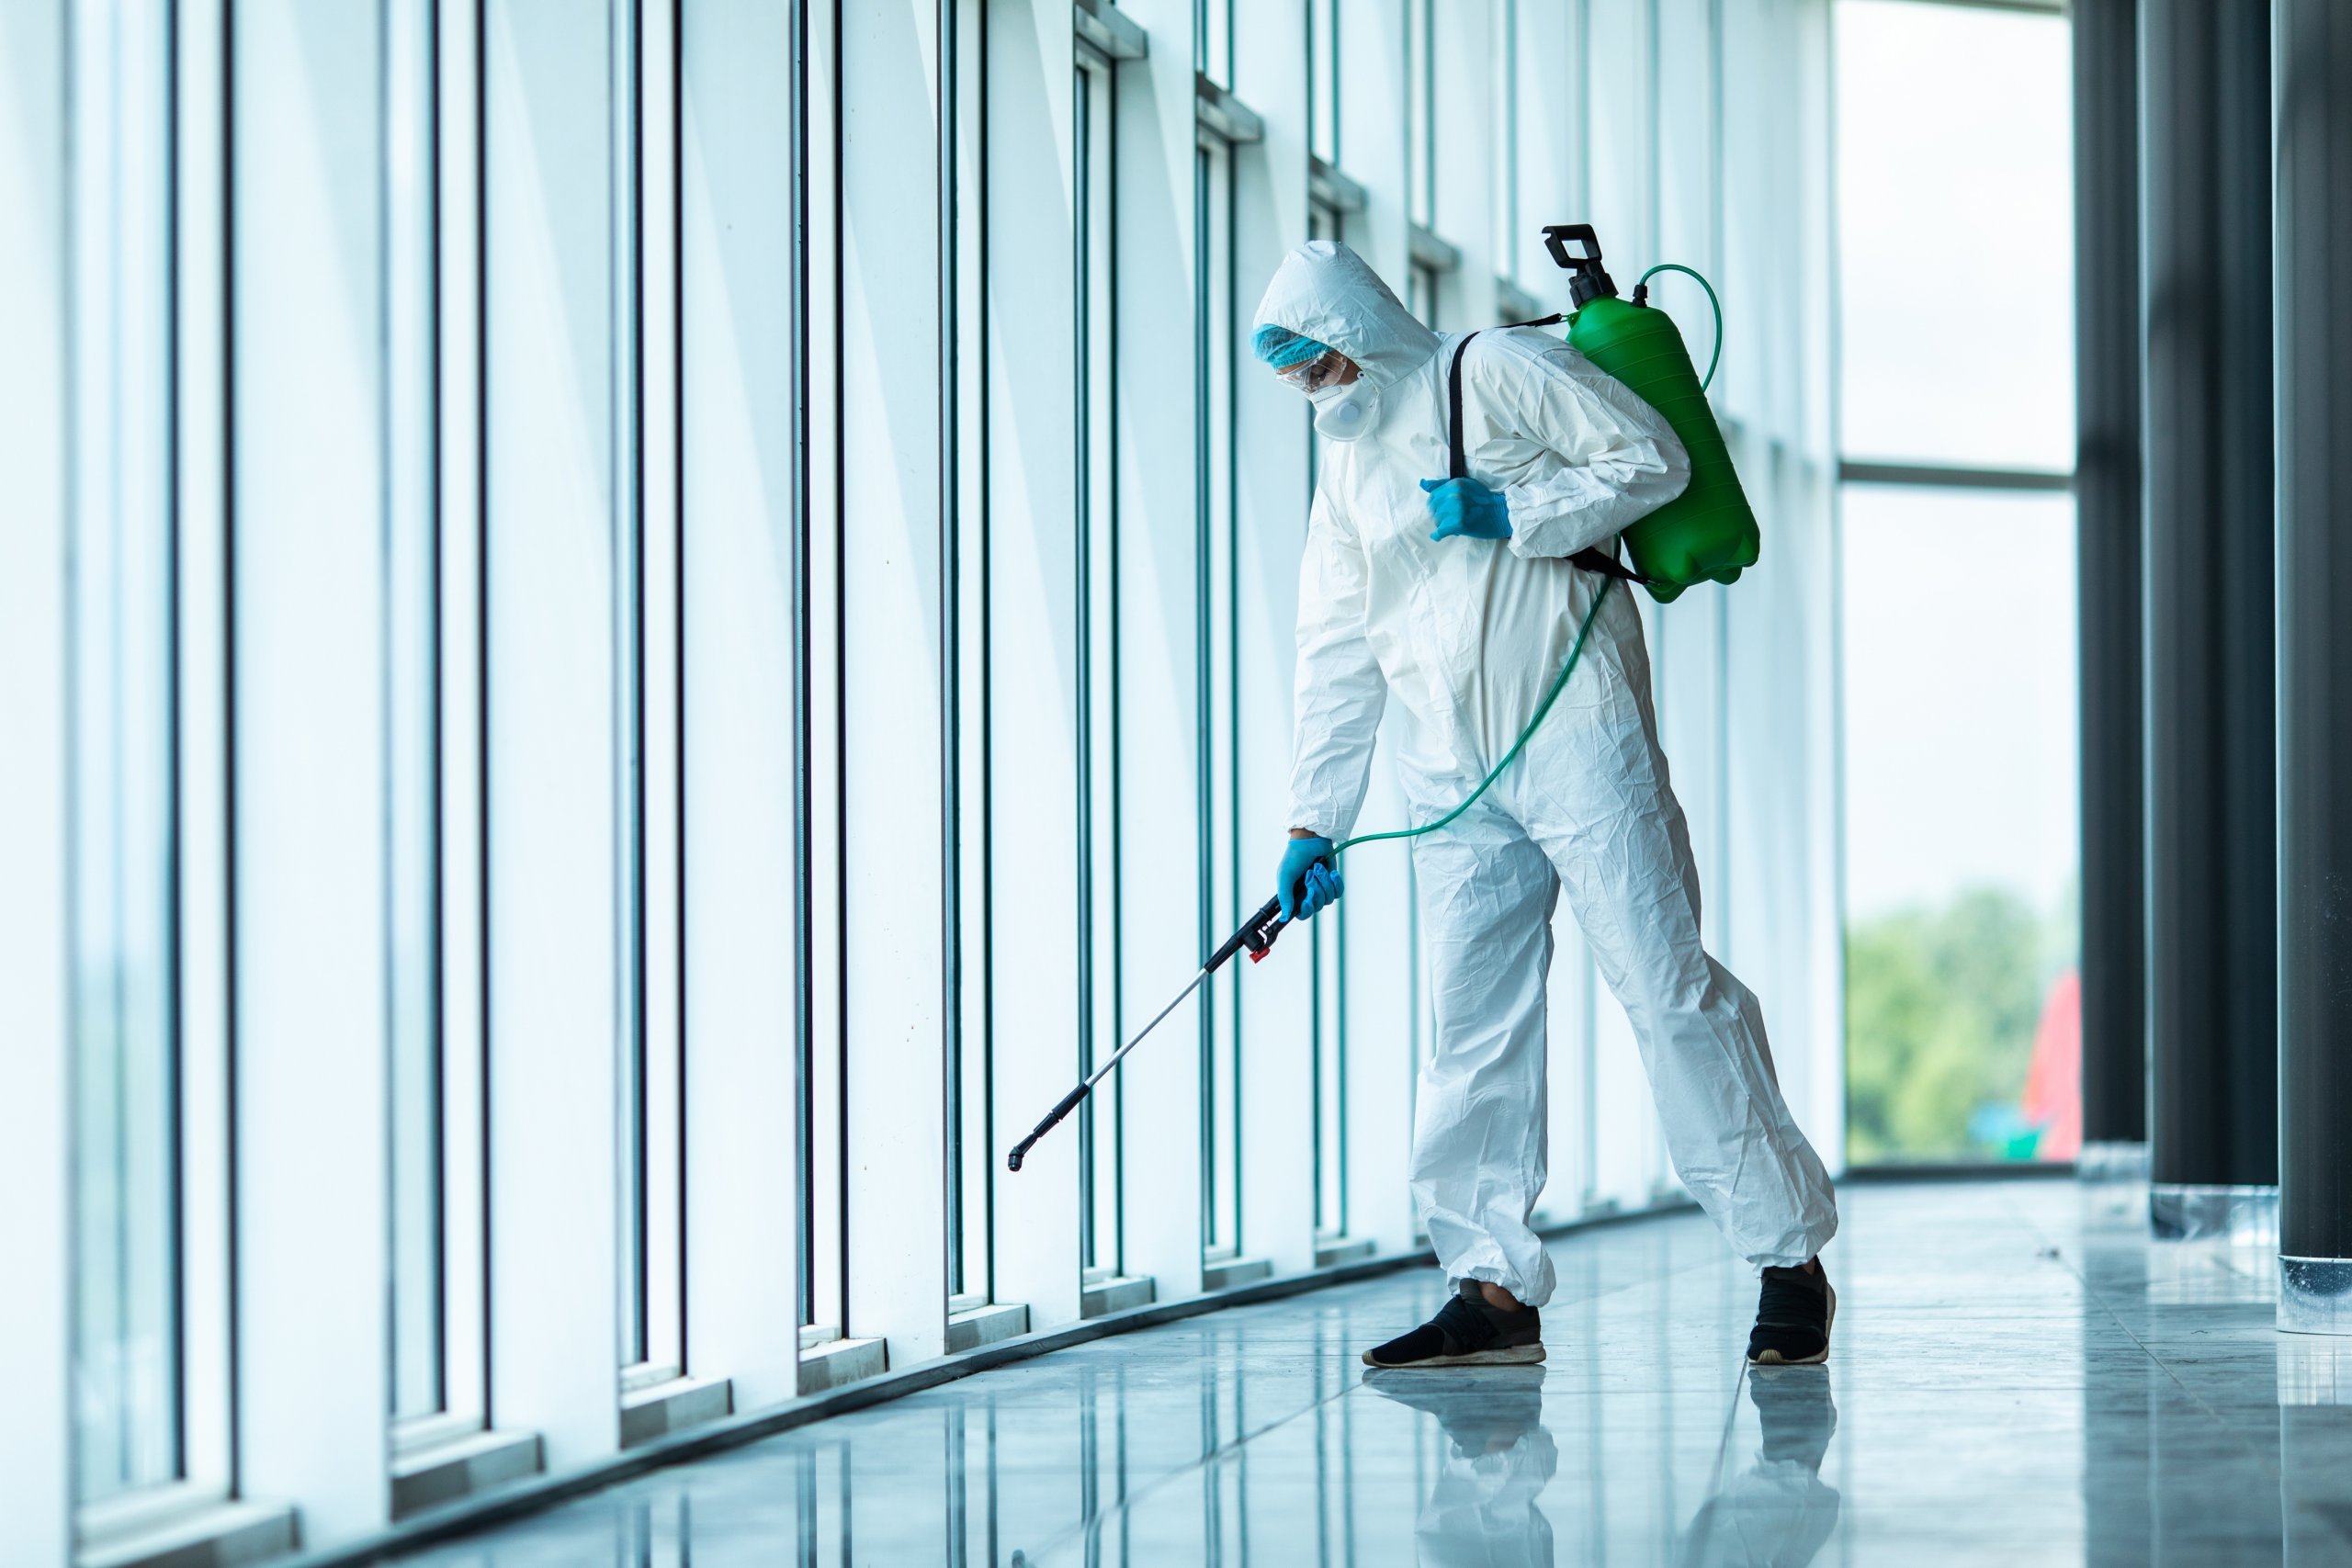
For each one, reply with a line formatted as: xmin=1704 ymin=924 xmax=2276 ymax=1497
xmin=3 ymin=1 xmax=1842 ymax=1559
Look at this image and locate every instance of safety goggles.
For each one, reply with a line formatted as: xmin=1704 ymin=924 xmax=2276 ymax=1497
xmin=1273 ymin=349 xmax=1352 ymax=398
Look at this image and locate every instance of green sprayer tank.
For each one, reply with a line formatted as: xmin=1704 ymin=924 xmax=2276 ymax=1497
xmin=1545 ymin=224 xmax=1757 ymax=604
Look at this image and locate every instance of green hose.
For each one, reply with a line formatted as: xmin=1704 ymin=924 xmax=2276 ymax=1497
xmin=1325 ymin=261 xmax=1713 ymax=863
xmin=1638 ymin=263 xmax=1722 ymax=393
xmin=1332 ymin=577 xmax=1615 ymax=858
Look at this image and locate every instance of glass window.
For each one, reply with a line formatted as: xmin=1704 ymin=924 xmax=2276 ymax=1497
xmin=380 ymin=0 xmax=495 ymax=1448
xmin=1199 ymin=130 xmax=1241 ymax=1263
xmin=1491 ymin=0 xmax=1520 ymax=277
xmin=70 ymin=0 xmax=181 ymax=1505
xmin=1078 ymin=52 xmax=1124 ymax=1276
xmin=387 ymin=0 xmax=443 ymax=1427
xmin=1408 ymin=262 xmax=1441 ymax=330
xmin=1840 ymin=485 xmax=2080 ymax=1162
xmin=1307 ymin=0 xmax=1340 ymax=166
xmin=1312 ymin=911 xmax=1347 ymax=1242
xmin=949 ymin=0 xmax=992 ymax=1308
xmin=1197 ymin=0 xmax=1232 ymax=88
xmin=1404 ymin=0 xmax=1434 ymax=230
xmin=803 ymin=0 xmax=848 ymax=1336
xmin=623 ymin=0 xmax=687 ymax=1382
xmin=1835 ymin=0 xmax=2079 ymax=1168
xmin=1836 ymin=0 xmax=2074 ymax=470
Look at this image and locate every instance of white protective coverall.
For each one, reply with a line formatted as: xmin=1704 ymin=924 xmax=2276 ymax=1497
xmin=1259 ymin=241 xmax=1837 ymax=1309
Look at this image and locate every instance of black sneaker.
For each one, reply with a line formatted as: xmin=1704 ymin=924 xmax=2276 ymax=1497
xmin=1362 ymin=1283 xmax=1546 ymax=1370
xmin=1747 ymin=1261 xmax=1835 ymax=1366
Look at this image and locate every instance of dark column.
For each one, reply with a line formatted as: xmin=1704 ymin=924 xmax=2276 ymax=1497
xmin=2139 ymin=0 xmax=2277 ymax=1237
xmin=2073 ymin=0 xmax=2145 ymax=1170
xmin=2075 ymin=39 xmax=2154 ymax=1559
xmin=2275 ymin=0 xmax=2352 ymax=1332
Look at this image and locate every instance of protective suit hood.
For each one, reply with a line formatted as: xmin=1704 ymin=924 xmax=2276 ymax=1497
xmin=1252 ymin=241 xmax=1440 ymax=393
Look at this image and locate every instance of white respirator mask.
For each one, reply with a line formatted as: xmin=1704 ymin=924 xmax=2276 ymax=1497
xmin=1309 ymin=378 xmax=1381 ymax=442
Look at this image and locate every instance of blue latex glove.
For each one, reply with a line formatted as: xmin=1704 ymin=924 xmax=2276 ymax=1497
xmin=1420 ymin=476 xmax=1512 ymax=542
xmin=1277 ymin=836 xmax=1344 ymax=922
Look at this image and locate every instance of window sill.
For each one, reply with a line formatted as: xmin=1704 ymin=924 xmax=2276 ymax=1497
xmin=390 ymin=1427 xmax=543 ymax=1517
xmin=619 ymin=1374 xmax=732 ymax=1449
xmin=797 ymin=1332 xmax=887 ymax=1395
xmin=78 ymin=1497 xmax=296 ymax=1568
xmin=945 ymin=1301 xmax=1030 ymax=1353
xmin=1313 ymin=1235 xmax=1376 ymax=1269
xmin=1203 ymin=1255 xmax=1272 ymax=1292
xmin=1080 ymin=1273 xmax=1154 ymax=1317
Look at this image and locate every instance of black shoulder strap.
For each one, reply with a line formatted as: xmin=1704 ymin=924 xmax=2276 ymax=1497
xmin=1445 ymin=333 xmax=1479 ymax=481
xmin=1444 ymin=321 xmax=1647 ymax=586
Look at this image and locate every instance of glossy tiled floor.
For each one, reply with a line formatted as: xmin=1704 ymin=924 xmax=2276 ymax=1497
xmin=387 ymin=1180 xmax=2352 ymax=1565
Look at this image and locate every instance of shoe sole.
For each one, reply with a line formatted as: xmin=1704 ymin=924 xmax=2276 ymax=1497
xmin=1748 ymin=1280 xmax=1836 ymax=1367
xmin=1360 ymin=1343 xmax=1547 ymax=1370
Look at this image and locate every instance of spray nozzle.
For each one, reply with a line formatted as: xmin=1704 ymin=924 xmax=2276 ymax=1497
xmin=1543 ymin=223 xmax=1619 ymax=310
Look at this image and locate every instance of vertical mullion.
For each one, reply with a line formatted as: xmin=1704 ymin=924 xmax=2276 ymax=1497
xmin=625 ymin=0 xmax=650 ymax=1371
xmin=1421 ymin=0 xmax=1434 ymax=226
xmin=424 ymin=0 xmax=447 ymax=1419
xmin=423 ymin=0 xmax=490 ymax=1432
xmin=1104 ymin=63 xmax=1124 ymax=1276
xmin=469 ymin=0 xmax=491 ymax=1417
xmin=937 ymin=0 xmax=961 ymax=1308
xmin=1221 ymin=145 xmax=1238 ymax=1253
xmin=791 ymin=0 xmax=813 ymax=1334
xmin=1335 ymin=904 xmax=1347 ymax=1238
xmin=1310 ymin=931 xmax=1322 ymax=1231
xmin=1072 ymin=61 xmax=1094 ymax=1271
xmin=831 ymin=0 xmax=849 ymax=1336
xmin=387 ymin=0 xmax=449 ymax=1422
xmin=973 ymin=0 xmax=993 ymax=1303
xmin=668 ymin=0 xmax=686 ymax=1368
xmin=166 ymin=0 xmax=190 ymax=1474
xmin=1193 ymin=140 xmax=1212 ymax=1255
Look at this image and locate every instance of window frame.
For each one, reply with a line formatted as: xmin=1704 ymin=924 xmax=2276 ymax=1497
xmin=1831 ymin=0 xmax=2079 ymax=1169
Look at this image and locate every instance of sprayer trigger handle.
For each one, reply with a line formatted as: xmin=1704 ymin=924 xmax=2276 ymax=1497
xmin=1544 ymin=223 xmax=1601 ymax=269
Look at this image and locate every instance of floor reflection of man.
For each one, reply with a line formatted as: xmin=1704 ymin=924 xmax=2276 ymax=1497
xmin=1679 ymin=1370 xmax=1841 ymax=1568
xmin=1363 ymin=1368 xmax=1556 ymax=1568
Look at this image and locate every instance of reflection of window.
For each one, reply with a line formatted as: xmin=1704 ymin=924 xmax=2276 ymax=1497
xmin=1834 ymin=0 xmax=2077 ymax=1166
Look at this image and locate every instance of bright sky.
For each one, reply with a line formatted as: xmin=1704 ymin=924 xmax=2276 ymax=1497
xmin=1835 ymin=0 xmax=2079 ymax=921
xmin=1837 ymin=0 xmax=2075 ymax=472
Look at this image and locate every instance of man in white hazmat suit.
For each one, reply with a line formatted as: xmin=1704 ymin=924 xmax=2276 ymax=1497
xmin=1254 ymin=241 xmax=1838 ymax=1370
